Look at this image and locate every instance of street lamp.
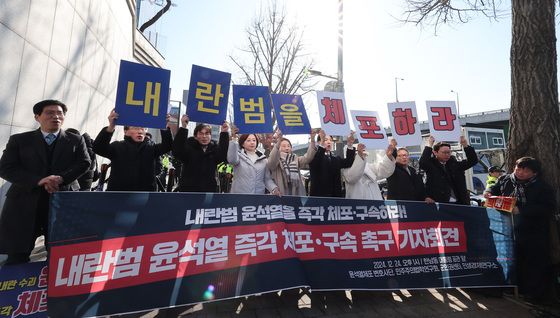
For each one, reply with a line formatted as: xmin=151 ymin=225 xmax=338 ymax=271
xmin=451 ymin=89 xmax=460 ymax=116
xmin=308 ymin=69 xmax=338 ymax=80
xmin=308 ymin=69 xmax=344 ymax=92
xmin=395 ymin=77 xmax=404 ymax=102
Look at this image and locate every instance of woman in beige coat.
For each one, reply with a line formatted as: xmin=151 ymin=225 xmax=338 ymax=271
xmin=267 ymin=129 xmax=317 ymax=196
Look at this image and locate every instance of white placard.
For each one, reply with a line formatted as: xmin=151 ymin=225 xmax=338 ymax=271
xmin=426 ymin=100 xmax=461 ymax=142
xmin=349 ymin=110 xmax=388 ymax=150
xmin=316 ymin=90 xmax=351 ymax=137
xmin=387 ymin=101 xmax=422 ymax=147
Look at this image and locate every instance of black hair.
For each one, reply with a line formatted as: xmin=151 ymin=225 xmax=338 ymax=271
xmin=238 ymin=134 xmax=259 ymax=149
xmin=194 ymin=123 xmax=212 ymax=136
xmin=316 ymin=134 xmax=332 ymax=143
xmin=279 ymin=138 xmax=292 ymax=148
xmin=433 ymin=142 xmax=451 ymax=152
xmin=33 ymin=99 xmax=67 ymax=115
xmin=515 ymin=157 xmax=541 ymax=174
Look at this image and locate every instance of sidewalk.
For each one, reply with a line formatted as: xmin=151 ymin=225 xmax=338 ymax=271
xmin=135 ymin=288 xmax=559 ymax=318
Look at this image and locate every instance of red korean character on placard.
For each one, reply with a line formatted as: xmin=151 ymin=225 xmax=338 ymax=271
xmin=356 ymin=116 xmax=384 ymax=139
xmin=321 ymin=97 xmax=346 ymax=124
xmin=12 ymin=289 xmax=47 ymax=317
xmin=430 ymin=107 xmax=456 ymax=131
xmin=38 ymin=266 xmax=48 ymax=288
xmin=392 ymin=108 xmax=417 ymax=135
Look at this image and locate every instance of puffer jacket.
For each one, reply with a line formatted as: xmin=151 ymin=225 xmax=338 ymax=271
xmin=227 ymin=140 xmax=277 ymax=194
xmin=342 ymin=151 xmax=395 ymax=200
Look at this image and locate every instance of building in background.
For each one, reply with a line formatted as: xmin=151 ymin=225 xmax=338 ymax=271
xmin=0 ymin=0 xmax=166 ymax=207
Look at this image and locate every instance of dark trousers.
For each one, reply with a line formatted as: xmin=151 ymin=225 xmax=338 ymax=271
xmin=4 ymin=252 xmax=31 ymax=265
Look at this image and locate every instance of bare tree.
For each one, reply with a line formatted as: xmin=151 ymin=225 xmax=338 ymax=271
xmin=401 ymin=0 xmax=560 ymax=261
xmin=229 ymin=1 xmax=314 ymax=95
xmin=138 ymin=0 xmax=174 ymax=33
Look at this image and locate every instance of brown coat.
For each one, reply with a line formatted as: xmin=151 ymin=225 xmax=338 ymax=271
xmin=267 ymin=141 xmax=316 ymax=196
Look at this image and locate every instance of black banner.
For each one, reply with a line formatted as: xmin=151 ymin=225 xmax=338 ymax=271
xmin=47 ymin=192 xmax=514 ymax=317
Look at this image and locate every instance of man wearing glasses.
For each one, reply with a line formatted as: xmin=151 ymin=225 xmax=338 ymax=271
xmin=0 ymin=100 xmax=90 ymax=264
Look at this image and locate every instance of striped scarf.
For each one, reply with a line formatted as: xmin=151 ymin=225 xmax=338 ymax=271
xmin=280 ymin=152 xmax=300 ymax=187
xmin=500 ymin=173 xmax=537 ymax=206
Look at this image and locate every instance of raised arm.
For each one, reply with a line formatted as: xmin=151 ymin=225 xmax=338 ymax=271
xmin=342 ymin=144 xmax=366 ymax=184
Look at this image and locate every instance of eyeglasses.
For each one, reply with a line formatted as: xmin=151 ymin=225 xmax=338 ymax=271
xmin=44 ymin=110 xmax=65 ymax=117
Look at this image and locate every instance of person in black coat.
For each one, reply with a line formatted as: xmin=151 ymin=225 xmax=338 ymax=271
xmin=172 ymin=114 xmax=229 ymax=192
xmin=67 ymin=129 xmax=99 ymax=191
xmin=419 ymin=135 xmax=478 ymax=205
xmin=485 ymin=157 xmax=557 ymax=301
xmin=93 ymin=109 xmax=172 ymax=192
xmin=387 ymin=145 xmax=430 ymax=202
xmin=309 ymin=130 xmax=355 ymax=197
xmin=0 ymin=100 xmax=90 ymax=264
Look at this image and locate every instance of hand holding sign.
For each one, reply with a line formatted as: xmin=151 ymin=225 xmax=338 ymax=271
xmin=221 ymin=121 xmax=229 ymax=133
xmin=107 ymin=109 xmax=119 ymax=133
xmin=460 ymin=135 xmax=469 ymax=147
xmin=357 ymin=143 xmax=366 ymax=159
xmin=310 ymin=129 xmax=317 ymax=144
xmin=428 ymin=135 xmax=435 ymax=147
xmin=386 ymin=142 xmax=396 ymax=159
xmin=180 ymin=114 xmax=189 ymax=128
xmin=347 ymin=131 xmax=356 ymax=148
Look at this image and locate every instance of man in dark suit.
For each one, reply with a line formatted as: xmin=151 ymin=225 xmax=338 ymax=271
xmin=419 ymin=135 xmax=478 ymax=205
xmin=309 ymin=129 xmax=355 ymax=197
xmin=387 ymin=146 xmax=430 ymax=202
xmin=0 ymin=100 xmax=90 ymax=264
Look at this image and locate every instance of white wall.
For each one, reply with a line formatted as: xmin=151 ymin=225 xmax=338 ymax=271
xmin=0 ymin=0 xmax=161 ymax=207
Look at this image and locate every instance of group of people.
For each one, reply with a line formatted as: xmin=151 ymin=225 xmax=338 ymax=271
xmin=0 ymin=99 xmax=557 ymax=303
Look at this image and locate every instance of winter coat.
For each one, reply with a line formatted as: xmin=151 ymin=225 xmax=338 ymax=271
xmin=309 ymin=146 xmax=355 ymax=197
xmin=342 ymin=151 xmax=395 ymax=200
xmin=76 ymin=132 xmax=98 ymax=190
xmin=0 ymin=129 xmax=90 ymax=253
xmin=172 ymin=127 xmax=228 ymax=192
xmin=488 ymin=174 xmax=556 ymax=299
xmin=267 ymin=141 xmax=316 ymax=196
xmin=387 ymin=164 xmax=426 ymax=201
xmin=419 ymin=145 xmax=478 ymax=205
xmin=227 ymin=140 xmax=277 ymax=194
xmin=93 ymin=128 xmax=172 ymax=191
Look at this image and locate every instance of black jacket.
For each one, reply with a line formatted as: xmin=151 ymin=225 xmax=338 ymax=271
xmin=387 ymin=164 xmax=426 ymax=201
xmin=0 ymin=129 xmax=90 ymax=253
xmin=172 ymin=127 xmax=229 ymax=192
xmin=309 ymin=146 xmax=355 ymax=197
xmin=488 ymin=174 xmax=556 ymax=299
xmin=419 ymin=145 xmax=478 ymax=205
xmin=488 ymin=175 xmax=556 ymax=237
xmin=93 ymin=128 xmax=172 ymax=191
xmin=76 ymin=132 xmax=98 ymax=190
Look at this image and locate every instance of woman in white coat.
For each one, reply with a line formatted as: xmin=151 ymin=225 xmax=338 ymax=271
xmin=228 ymin=132 xmax=280 ymax=195
xmin=342 ymin=140 xmax=396 ymax=200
